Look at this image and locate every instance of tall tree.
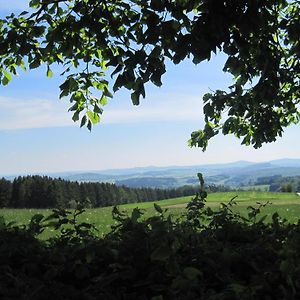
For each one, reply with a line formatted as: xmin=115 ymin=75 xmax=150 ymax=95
xmin=10 ymin=177 xmax=26 ymax=208
xmin=0 ymin=178 xmax=12 ymax=207
xmin=0 ymin=0 xmax=299 ymax=149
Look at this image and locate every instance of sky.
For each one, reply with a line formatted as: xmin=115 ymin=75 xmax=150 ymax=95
xmin=0 ymin=3 xmax=300 ymax=175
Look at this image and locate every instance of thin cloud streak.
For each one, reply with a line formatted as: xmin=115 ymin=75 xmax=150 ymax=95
xmin=0 ymin=93 xmax=205 ymax=130
xmin=103 ymin=93 xmax=204 ymax=124
xmin=0 ymin=97 xmax=72 ymax=130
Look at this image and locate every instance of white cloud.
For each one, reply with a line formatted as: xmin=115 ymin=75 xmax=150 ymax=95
xmin=0 ymin=97 xmax=73 ymax=130
xmin=0 ymin=91 xmax=205 ymax=130
xmin=102 ymin=92 xmax=205 ymax=124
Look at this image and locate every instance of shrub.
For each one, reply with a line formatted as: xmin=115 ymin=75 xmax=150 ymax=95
xmin=1 ymin=176 xmax=300 ymax=299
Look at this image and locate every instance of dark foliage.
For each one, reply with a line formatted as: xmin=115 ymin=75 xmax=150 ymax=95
xmin=0 ymin=175 xmax=228 ymax=208
xmin=1 ymin=176 xmax=300 ymax=299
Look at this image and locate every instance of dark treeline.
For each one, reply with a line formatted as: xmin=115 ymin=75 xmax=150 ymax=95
xmin=0 ymin=175 xmax=229 ymax=208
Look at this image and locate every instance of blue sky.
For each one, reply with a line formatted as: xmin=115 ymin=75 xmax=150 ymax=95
xmin=0 ymin=2 xmax=299 ymax=175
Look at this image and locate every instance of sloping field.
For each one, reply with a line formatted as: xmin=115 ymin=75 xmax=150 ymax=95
xmin=122 ymin=191 xmax=300 ymax=208
xmin=160 ymin=191 xmax=300 ymax=223
xmin=1 ymin=191 xmax=300 ymax=239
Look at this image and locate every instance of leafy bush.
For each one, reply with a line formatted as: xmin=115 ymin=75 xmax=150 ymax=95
xmin=1 ymin=175 xmax=300 ymax=299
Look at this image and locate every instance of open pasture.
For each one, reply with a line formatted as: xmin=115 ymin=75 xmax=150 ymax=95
xmin=1 ymin=191 xmax=300 ymax=239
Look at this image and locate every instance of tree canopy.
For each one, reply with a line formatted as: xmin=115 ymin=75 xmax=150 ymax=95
xmin=0 ymin=0 xmax=299 ymax=149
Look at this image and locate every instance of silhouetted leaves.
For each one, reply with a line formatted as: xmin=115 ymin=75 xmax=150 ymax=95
xmin=0 ymin=1 xmax=299 ymax=147
xmin=1 ymin=181 xmax=300 ymax=299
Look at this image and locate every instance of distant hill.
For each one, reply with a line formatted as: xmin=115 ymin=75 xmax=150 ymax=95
xmin=116 ymin=177 xmax=178 ymax=188
xmin=267 ymin=158 xmax=300 ymax=167
xmin=3 ymin=158 xmax=300 ymax=189
xmin=64 ymin=173 xmax=114 ymax=182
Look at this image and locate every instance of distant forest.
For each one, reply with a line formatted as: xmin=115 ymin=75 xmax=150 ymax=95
xmin=0 ymin=175 xmax=231 ymax=208
xmin=255 ymin=175 xmax=300 ymax=192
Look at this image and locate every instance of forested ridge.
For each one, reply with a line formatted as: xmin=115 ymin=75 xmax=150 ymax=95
xmin=0 ymin=175 xmax=207 ymax=208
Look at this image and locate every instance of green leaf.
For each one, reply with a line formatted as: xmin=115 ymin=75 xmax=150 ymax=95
xmin=29 ymin=59 xmax=41 ymax=69
xmin=100 ymin=95 xmax=108 ymax=106
xmin=56 ymin=53 xmax=64 ymax=63
xmin=2 ymin=70 xmax=12 ymax=86
xmin=46 ymin=65 xmax=53 ymax=78
xmin=111 ymin=64 xmax=123 ymax=77
xmin=19 ymin=11 xmax=29 ymax=16
xmin=30 ymin=214 xmax=44 ymax=223
xmin=80 ymin=115 xmax=87 ymax=128
xmin=87 ymin=120 xmax=92 ymax=131
xmin=29 ymin=0 xmax=40 ymax=7
xmin=68 ymin=103 xmax=78 ymax=112
xmin=87 ymin=110 xmax=100 ymax=125
xmin=104 ymin=87 xmax=113 ymax=98
xmin=131 ymin=208 xmax=143 ymax=223
xmin=94 ymin=104 xmax=103 ymax=114
xmin=131 ymin=92 xmax=139 ymax=105
xmin=113 ymin=74 xmax=124 ymax=92
xmin=154 ymin=203 xmax=163 ymax=214
xmin=72 ymin=111 xmax=80 ymax=122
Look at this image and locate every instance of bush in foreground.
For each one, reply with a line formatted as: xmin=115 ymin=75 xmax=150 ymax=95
xmin=1 ymin=183 xmax=300 ymax=299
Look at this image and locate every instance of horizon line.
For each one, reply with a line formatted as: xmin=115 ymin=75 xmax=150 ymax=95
xmin=2 ymin=157 xmax=300 ymax=177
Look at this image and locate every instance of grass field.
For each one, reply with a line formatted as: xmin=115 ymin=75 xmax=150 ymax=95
xmin=238 ymin=184 xmax=270 ymax=191
xmin=1 ymin=191 xmax=300 ymax=239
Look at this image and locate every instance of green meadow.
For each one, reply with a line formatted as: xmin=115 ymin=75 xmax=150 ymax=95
xmin=1 ymin=191 xmax=300 ymax=239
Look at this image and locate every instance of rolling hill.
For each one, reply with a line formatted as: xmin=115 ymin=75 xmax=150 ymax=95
xmin=3 ymin=158 xmax=300 ymax=189
xmin=51 ymin=158 xmax=300 ymax=188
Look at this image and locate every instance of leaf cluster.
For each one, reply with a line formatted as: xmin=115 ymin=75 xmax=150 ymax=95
xmin=0 ymin=1 xmax=299 ymax=147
